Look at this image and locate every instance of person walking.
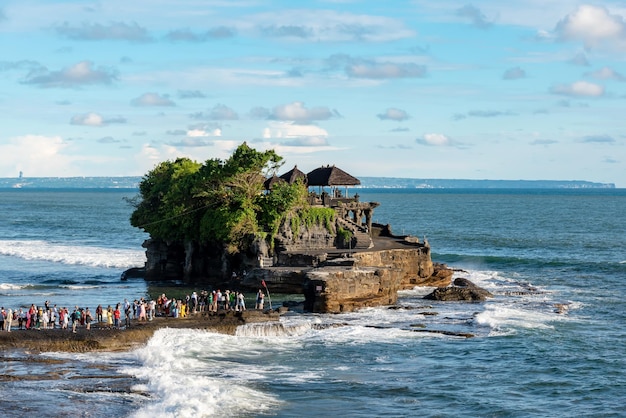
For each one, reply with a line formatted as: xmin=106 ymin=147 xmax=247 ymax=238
xmin=106 ymin=306 xmax=113 ymax=328
xmin=85 ymin=307 xmax=93 ymax=330
xmin=256 ymin=289 xmax=264 ymax=310
xmin=237 ymin=292 xmax=246 ymax=311
xmin=114 ymin=305 xmax=121 ymax=328
xmin=96 ymin=305 xmax=103 ymax=323
xmin=4 ymin=308 xmax=12 ymax=332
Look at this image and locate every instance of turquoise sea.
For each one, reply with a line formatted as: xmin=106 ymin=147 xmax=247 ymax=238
xmin=1 ymin=186 xmax=625 ymax=417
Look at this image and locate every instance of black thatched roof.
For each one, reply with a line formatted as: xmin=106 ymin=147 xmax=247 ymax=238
xmin=306 ymin=165 xmax=361 ymax=187
xmin=279 ymin=165 xmax=307 ymax=185
xmin=263 ymin=174 xmax=285 ymax=190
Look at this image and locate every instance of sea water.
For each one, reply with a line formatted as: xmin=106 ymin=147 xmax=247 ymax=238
xmin=1 ymin=187 xmax=625 ymax=417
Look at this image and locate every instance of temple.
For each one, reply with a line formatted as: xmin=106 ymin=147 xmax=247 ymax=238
xmin=140 ymin=163 xmax=450 ymax=313
xmin=264 ymin=164 xmax=379 ymax=252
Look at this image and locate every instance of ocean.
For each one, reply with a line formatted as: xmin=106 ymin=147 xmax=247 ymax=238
xmin=1 ymin=186 xmax=625 ymax=417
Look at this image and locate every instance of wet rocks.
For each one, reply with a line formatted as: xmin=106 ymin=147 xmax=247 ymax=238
xmin=423 ymin=278 xmax=493 ymax=302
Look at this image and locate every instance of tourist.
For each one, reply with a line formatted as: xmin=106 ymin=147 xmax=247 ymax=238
xmin=85 ymin=307 xmax=93 ymax=330
xmin=0 ymin=307 xmax=5 ymax=331
xmin=72 ymin=307 xmax=80 ymax=333
xmin=222 ymin=291 xmax=227 ymax=310
xmin=26 ymin=305 xmax=35 ymax=329
xmin=148 ymin=299 xmax=156 ymax=321
xmin=49 ymin=306 xmax=56 ymax=329
xmin=256 ymin=289 xmax=264 ymax=310
xmin=179 ymin=300 xmax=186 ymax=318
xmin=60 ymin=307 xmax=68 ymax=330
xmin=96 ymin=305 xmax=103 ymax=323
xmin=107 ymin=305 xmax=113 ymax=328
xmin=42 ymin=309 xmax=49 ymax=330
xmin=114 ymin=304 xmax=121 ymax=328
xmin=18 ymin=308 xmax=25 ymax=330
xmin=210 ymin=291 xmax=215 ymax=312
xmin=171 ymin=299 xmax=178 ymax=318
xmin=133 ymin=299 xmax=139 ymax=319
xmin=191 ymin=291 xmax=198 ymax=313
xmin=4 ymin=308 xmax=12 ymax=332
xmin=229 ymin=291 xmax=236 ymax=310
xmin=36 ymin=306 xmax=43 ymax=329
xmin=124 ymin=300 xmax=132 ymax=328
xmin=138 ymin=300 xmax=147 ymax=321
xmin=237 ymin=292 xmax=246 ymax=311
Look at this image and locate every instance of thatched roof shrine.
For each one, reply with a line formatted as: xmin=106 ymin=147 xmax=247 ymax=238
xmin=263 ymin=174 xmax=285 ymax=190
xmin=279 ymin=165 xmax=307 ymax=185
xmin=306 ymin=165 xmax=361 ymax=187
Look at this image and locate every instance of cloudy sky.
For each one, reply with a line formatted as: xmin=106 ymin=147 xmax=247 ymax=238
xmin=1 ymin=1 xmax=625 ymax=186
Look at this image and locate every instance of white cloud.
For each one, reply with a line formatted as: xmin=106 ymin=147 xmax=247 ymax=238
xmin=586 ymin=66 xmax=625 ymax=81
xmin=347 ymin=62 xmax=427 ymax=79
xmin=71 ymin=112 xmax=104 ymax=126
xmin=21 ymin=61 xmax=117 ymax=88
xmin=0 ymin=135 xmax=69 ymax=176
xmin=70 ymin=112 xmax=127 ymax=126
xmin=262 ymin=121 xmax=329 ymax=147
xmin=569 ymin=52 xmax=590 ymax=66
xmin=377 ymin=108 xmax=410 ymax=121
xmin=416 ymin=133 xmax=453 ymax=146
xmin=190 ymin=104 xmax=239 ymax=120
xmin=270 ymin=101 xmax=337 ymax=123
xmin=55 ymin=21 xmax=151 ymax=42
xmin=551 ymin=80 xmax=605 ymax=97
xmin=250 ymin=9 xmax=415 ymax=42
xmin=130 ymin=92 xmax=175 ymax=106
xmin=455 ymin=4 xmax=493 ymax=29
xmin=187 ymin=128 xmax=222 ymax=137
xmin=503 ymin=66 xmax=526 ymax=80
xmin=555 ymin=5 xmax=626 ymax=49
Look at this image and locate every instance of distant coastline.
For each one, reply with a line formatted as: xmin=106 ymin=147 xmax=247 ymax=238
xmin=0 ymin=176 xmax=616 ymax=189
xmin=358 ymin=177 xmax=616 ymax=189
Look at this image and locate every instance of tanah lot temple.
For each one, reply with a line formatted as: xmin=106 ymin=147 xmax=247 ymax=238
xmin=140 ymin=164 xmax=453 ymax=313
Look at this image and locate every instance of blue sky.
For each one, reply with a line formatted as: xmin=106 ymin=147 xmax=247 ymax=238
xmin=1 ymin=1 xmax=625 ymax=186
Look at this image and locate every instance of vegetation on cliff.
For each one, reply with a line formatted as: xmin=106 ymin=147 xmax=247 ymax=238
xmin=128 ymin=142 xmax=328 ymax=254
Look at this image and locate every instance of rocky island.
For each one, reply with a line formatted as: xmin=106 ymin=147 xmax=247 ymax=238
xmin=129 ymin=143 xmax=468 ymax=314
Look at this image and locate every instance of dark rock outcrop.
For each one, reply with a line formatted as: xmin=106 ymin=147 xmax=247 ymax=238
xmin=423 ymin=278 xmax=493 ymax=302
xmin=411 ymin=263 xmax=453 ymax=287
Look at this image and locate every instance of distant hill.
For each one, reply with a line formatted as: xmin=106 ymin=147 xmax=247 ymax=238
xmin=0 ymin=176 xmax=141 ymax=189
xmin=357 ymin=177 xmax=615 ymax=189
xmin=0 ymin=176 xmax=616 ymax=189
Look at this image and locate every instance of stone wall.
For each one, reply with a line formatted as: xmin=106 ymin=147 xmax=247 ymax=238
xmin=351 ymin=246 xmax=434 ymax=290
xmin=303 ymin=266 xmax=401 ymax=313
xmin=301 ymin=246 xmax=439 ymax=313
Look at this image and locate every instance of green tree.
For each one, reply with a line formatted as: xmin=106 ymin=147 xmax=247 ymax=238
xmin=129 ymin=157 xmax=201 ymax=241
xmin=130 ymin=142 xmax=286 ymax=253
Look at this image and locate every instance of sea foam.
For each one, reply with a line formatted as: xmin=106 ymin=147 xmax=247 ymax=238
xmin=124 ymin=328 xmax=282 ymax=418
xmin=0 ymin=239 xmax=145 ymax=268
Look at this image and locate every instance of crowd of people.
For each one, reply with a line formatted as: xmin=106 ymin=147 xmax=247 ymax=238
xmin=0 ymin=288 xmax=267 ymax=333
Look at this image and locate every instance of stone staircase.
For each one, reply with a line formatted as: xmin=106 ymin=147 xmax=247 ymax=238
xmin=259 ymin=256 xmax=274 ymax=267
xmin=337 ymin=218 xmax=373 ymax=250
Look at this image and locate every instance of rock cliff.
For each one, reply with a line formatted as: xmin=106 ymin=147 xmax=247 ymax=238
xmin=301 ymin=244 xmax=452 ymax=313
xmin=136 ymin=202 xmax=456 ymax=313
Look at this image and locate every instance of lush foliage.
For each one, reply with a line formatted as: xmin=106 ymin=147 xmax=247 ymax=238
xmin=289 ymin=207 xmax=336 ymax=240
xmin=130 ymin=142 xmax=318 ymax=253
xmin=258 ymin=179 xmax=309 ymax=237
xmin=132 ymin=143 xmax=278 ymax=249
xmin=336 ymin=226 xmax=354 ymax=247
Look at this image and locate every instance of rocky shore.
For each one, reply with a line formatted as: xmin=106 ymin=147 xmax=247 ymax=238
xmin=0 ymin=310 xmax=280 ymax=353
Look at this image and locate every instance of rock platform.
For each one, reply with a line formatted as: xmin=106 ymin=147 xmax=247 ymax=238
xmin=0 ymin=310 xmax=279 ymax=353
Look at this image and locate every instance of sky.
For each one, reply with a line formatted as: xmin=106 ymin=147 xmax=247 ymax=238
xmin=1 ymin=1 xmax=625 ymax=186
